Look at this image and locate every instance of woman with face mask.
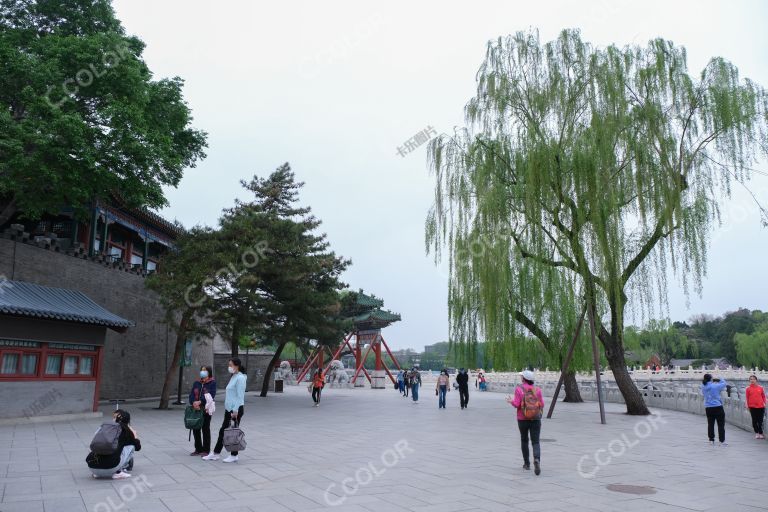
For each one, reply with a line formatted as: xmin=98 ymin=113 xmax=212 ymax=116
xmin=189 ymin=365 xmax=217 ymax=456
xmin=204 ymin=358 xmax=247 ymax=462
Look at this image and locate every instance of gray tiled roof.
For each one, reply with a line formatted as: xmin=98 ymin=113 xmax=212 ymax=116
xmin=0 ymin=280 xmax=133 ymax=330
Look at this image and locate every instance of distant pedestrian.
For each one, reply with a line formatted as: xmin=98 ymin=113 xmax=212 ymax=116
xmin=409 ymin=368 xmax=422 ymax=403
xmin=189 ymin=365 xmax=217 ymax=456
xmin=746 ymin=374 xmax=766 ymax=439
xmin=506 ymin=370 xmax=544 ymax=475
xmin=404 ymin=371 xmax=410 ymax=397
xmin=701 ymin=373 xmax=728 ymax=446
xmin=311 ymin=370 xmax=325 ymax=407
xmin=477 ymin=371 xmax=487 ymax=391
xmin=456 ymin=368 xmax=469 ymax=409
xmin=204 ymin=358 xmax=247 ymax=462
xmin=397 ymin=370 xmax=405 ymax=395
xmin=436 ymin=368 xmax=450 ymax=409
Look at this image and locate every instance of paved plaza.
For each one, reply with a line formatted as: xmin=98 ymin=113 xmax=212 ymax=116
xmin=1 ymin=385 xmax=767 ymax=512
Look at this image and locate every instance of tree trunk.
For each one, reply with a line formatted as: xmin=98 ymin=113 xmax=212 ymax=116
xmin=562 ymin=370 xmax=583 ymax=402
xmin=259 ymin=342 xmax=286 ymax=397
xmin=158 ymin=309 xmax=192 ymax=409
xmin=600 ymin=328 xmax=650 ymax=415
xmin=0 ymin=198 xmax=18 ymax=227
xmin=230 ymin=318 xmax=240 ymax=358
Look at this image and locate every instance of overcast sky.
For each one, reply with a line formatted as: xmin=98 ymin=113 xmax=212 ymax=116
xmin=113 ymin=0 xmax=768 ymax=351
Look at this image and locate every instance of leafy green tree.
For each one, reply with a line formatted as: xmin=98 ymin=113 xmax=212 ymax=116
xmin=426 ymin=29 xmax=768 ymax=414
xmin=0 ymin=0 xmax=207 ymax=223
xmin=145 ymin=227 xmax=220 ymax=409
xmin=217 ymin=164 xmax=350 ymax=397
xmin=624 ymin=320 xmax=698 ymax=365
xmin=735 ymin=327 xmax=768 ymax=369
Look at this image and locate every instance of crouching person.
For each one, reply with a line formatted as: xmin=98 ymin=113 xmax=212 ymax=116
xmin=87 ymin=409 xmax=141 ymax=479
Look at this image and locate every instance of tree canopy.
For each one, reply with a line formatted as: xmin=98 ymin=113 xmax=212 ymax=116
xmin=426 ymin=29 xmax=768 ymax=414
xmin=148 ymin=163 xmax=350 ymax=399
xmin=0 ymin=0 xmax=207 ymax=223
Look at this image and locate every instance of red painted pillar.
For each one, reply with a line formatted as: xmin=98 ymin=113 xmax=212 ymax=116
xmin=93 ymin=346 xmax=105 ymax=412
xmin=317 ymin=349 xmax=324 ymax=376
xmin=374 ymin=335 xmax=382 ymax=372
xmin=355 ymin=332 xmax=362 ymax=372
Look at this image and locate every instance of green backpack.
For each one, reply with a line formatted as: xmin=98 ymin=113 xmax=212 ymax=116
xmin=184 ymin=405 xmax=204 ymax=430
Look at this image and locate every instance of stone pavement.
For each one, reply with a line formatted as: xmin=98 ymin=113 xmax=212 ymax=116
xmin=1 ymin=384 xmax=767 ymax=512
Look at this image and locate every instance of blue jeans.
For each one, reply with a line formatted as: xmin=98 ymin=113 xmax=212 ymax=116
xmin=412 ymin=383 xmax=419 ymax=401
xmin=90 ymin=446 xmax=135 ymax=478
xmin=398 ymin=381 xmax=404 ymax=393
xmin=438 ymin=385 xmax=447 ymax=408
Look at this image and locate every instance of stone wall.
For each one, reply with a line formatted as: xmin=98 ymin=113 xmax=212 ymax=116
xmin=213 ymin=351 xmax=275 ymax=396
xmin=0 ymin=236 xmax=213 ymax=400
xmin=0 ymin=381 xmax=96 ymax=417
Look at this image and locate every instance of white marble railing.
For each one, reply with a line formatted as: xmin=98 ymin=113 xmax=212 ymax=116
xmin=479 ymin=376 xmax=763 ymax=432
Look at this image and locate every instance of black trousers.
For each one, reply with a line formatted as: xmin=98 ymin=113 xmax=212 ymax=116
xmin=705 ymin=405 xmax=725 ymax=442
xmin=214 ymin=406 xmax=244 ymax=455
xmin=517 ymin=419 xmax=541 ymax=465
xmin=193 ymin=413 xmax=212 ymax=453
xmin=459 ymin=386 xmax=469 ymax=408
xmin=312 ymin=386 xmax=322 ymax=403
xmin=749 ymin=407 xmax=765 ymax=434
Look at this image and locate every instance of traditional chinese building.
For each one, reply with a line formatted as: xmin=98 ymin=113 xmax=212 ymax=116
xmin=0 ymin=197 xmax=180 ymax=271
xmin=0 ymin=200 xmax=200 ymax=406
xmin=0 ymin=280 xmax=133 ymax=420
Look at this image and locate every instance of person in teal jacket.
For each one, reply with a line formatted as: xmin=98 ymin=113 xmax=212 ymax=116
xmin=701 ymin=373 xmax=728 ymax=446
xmin=204 ymin=358 xmax=247 ymax=462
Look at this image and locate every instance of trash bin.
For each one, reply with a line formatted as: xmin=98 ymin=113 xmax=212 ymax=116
xmin=273 ymin=379 xmax=284 ymax=393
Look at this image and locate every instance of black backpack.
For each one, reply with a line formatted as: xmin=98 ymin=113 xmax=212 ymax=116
xmin=90 ymin=422 xmax=122 ymax=455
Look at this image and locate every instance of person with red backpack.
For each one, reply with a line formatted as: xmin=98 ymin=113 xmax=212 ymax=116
xmin=506 ymin=370 xmax=545 ymax=475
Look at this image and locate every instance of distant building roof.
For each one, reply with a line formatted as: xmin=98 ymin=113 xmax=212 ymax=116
xmin=0 ymin=280 xmax=133 ymax=331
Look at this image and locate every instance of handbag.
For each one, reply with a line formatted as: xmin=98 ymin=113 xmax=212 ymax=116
xmin=223 ymin=418 xmax=247 ymax=452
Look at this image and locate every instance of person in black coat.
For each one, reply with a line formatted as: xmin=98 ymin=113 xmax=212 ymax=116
xmin=86 ymin=409 xmax=141 ymax=479
xmin=456 ymin=369 xmax=470 ymax=409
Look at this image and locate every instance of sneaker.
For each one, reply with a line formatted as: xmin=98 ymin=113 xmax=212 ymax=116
xmin=112 ymin=471 xmax=131 ymax=480
xmin=708 ymin=440 xmax=715 ymax=447
xmin=760 ymin=434 xmax=766 ymax=439
xmin=756 ymin=434 xmax=761 ymax=439
xmin=222 ymin=455 xmax=239 ymax=463
xmin=190 ymin=451 xmax=203 ymax=456
xmin=719 ymin=442 xmax=728 ymax=447
xmin=202 ymin=453 xmax=220 ymax=461
xmin=534 ymin=460 xmax=541 ymax=476
xmin=522 ymin=463 xmax=530 ymax=470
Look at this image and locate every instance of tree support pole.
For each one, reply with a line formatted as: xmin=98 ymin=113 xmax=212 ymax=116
xmin=546 ymin=304 xmax=587 ymax=419
xmin=587 ymin=302 xmax=607 ymax=425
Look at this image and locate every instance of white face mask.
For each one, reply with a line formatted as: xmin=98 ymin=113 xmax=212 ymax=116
xmin=228 ymin=366 xmax=235 ymax=374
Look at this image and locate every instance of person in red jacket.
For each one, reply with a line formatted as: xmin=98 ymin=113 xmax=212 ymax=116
xmin=311 ymin=370 xmax=325 ymax=407
xmin=506 ymin=370 xmax=545 ymax=475
xmin=745 ymin=375 xmax=767 ymax=439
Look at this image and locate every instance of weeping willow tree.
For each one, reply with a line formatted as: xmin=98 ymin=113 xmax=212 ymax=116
xmin=426 ymin=29 xmax=768 ymax=415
